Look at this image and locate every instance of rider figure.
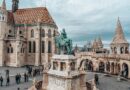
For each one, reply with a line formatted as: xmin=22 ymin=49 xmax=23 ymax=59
xmin=61 ymin=29 xmax=67 ymax=39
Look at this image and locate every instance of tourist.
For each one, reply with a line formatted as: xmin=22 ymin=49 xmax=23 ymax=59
xmin=6 ymin=76 xmax=10 ymax=86
xmin=15 ymin=74 xmax=19 ymax=84
xmin=17 ymin=87 xmax=20 ymax=90
xmin=0 ymin=76 xmax=3 ymax=86
xmin=19 ymin=74 xmax=21 ymax=83
xmin=24 ymin=73 xmax=26 ymax=82
xmin=26 ymin=73 xmax=29 ymax=82
xmin=94 ymin=74 xmax=99 ymax=85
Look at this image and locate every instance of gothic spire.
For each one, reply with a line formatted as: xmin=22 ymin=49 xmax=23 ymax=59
xmin=1 ymin=0 xmax=6 ymax=10
xmin=111 ymin=17 xmax=128 ymax=44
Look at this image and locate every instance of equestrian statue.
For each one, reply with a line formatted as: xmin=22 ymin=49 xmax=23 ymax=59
xmin=55 ymin=29 xmax=73 ymax=55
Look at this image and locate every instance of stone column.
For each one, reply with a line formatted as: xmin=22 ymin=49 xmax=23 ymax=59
xmin=35 ymin=25 xmax=40 ymax=66
xmin=45 ymin=37 xmax=48 ymax=63
xmin=0 ymin=40 xmax=4 ymax=66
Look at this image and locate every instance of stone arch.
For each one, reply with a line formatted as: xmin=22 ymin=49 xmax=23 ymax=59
xmin=114 ymin=47 xmax=117 ymax=54
xmin=120 ymin=47 xmax=124 ymax=54
xmin=122 ymin=63 xmax=129 ymax=78
xmin=117 ymin=63 xmax=121 ymax=74
xmin=88 ymin=60 xmax=93 ymax=71
xmin=41 ymin=29 xmax=45 ymax=37
xmin=78 ymin=59 xmax=87 ymax=71
xmin=48 ymin=29 xmax=51 ymax=37
xmin=125 ymin=47 xmax=129 ymax=54
xmin=106 ymin=62 xmax=110 ymax=73
xmin=111 ymin=62 xmax=114 ymax=74
xmin=99 ymin=61 xmax=105 ymax=72
xmin=31 ymin=29 xmax=34 ymax=37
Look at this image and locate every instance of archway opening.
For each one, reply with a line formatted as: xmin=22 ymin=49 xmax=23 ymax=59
xmin=122 ymin=63 xmax=129 ymax=78
xmin=106 ymin=62 xmax=110 ymax=73
xmin=99 ymin=62 xmax=105 ymax=73
xmin=111 ymin=62 xmax=114 ymax=74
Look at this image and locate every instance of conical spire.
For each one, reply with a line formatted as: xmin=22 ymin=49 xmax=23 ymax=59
xmin=1 ymin=0 xmax=6 ymax=10
xmin=111 ymin=17 xmax=128 ymax=44
xmin=97 ymin=36 xmax=103 ymax=48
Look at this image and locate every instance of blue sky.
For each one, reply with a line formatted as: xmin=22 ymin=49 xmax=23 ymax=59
xmin=1 ymin=0 xmax=130 ymax=48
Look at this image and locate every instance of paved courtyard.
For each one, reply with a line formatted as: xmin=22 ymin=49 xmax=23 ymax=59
xmin=0 ymin=67 xmax=43 ymax=90
xmin=0 ymin=67 xmax=130 ymax=90
xmin=87 ymin=72 xmax=130 ymax=90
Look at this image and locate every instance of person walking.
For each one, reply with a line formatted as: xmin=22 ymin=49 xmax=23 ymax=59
xmin=94 ymin=74 xmax=99 ymax=85
xmin=24 ymin=73 xmax=27 ymax=82
xmin=0 ymin=76 xmax=3 ymax=86
xmin=6 ymin=76 xmax=10 ymax=86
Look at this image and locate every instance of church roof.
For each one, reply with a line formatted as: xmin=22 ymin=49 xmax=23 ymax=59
xmin=12 ymin=7 xmax=56 ymax=26
xmin=111 ymin=18 xmax=128 ymax=44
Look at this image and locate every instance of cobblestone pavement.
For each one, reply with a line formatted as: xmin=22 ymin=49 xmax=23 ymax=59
xmin=0 ymin=67 xmax=130 ymax=90
xmin=87 ymin=72 xmax=130 ymax=90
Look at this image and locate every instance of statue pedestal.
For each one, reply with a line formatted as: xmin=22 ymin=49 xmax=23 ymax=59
xmin=46 ymin=54 xmax=86 ymax=90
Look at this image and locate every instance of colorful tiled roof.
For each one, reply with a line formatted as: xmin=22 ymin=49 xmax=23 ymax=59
xmin=13 ymin=7 xmax=56 ymax=26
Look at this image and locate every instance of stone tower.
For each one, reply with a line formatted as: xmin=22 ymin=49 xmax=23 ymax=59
xmin=12 ymin=0 xmax=19 ymax=12
xmin=0 ymin=0 xmax=7 ymax=66
xmin=110 ymin=17 xmax=129 ymax=54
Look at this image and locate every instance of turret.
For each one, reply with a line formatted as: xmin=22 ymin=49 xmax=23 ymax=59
xmin=110 ymin=17 xmax=129 ymax=54
xmin=12 ymin=0 xmax=19 ymax=13
xmin=0 ymin=0 xmax=7 ymax=38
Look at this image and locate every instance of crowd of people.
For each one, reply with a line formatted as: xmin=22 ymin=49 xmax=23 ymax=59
xmin=0 ymin=66 xmax=43 ymax=88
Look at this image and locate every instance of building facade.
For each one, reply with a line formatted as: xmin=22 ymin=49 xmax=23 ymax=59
xmin=76 ymin=17 xmax=130 ymax=78
xmin=0 ymin=0 xmax=58 ymax=67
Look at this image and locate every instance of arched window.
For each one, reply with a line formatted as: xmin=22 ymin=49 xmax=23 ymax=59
xmin=7 ymin=47 xmax=10 ymax=53
xmin=48 ymin=29 xmax=51 ymax=38
xmin=48 ymin=41 xmax=52 ymax=53
xmin=53 ymin=30 xmax=56 ymax=37
xmin=31 ymin=29 xmax=34 ymax=37
xmin=33 ymin=41 xmax=36 ymax=53
xmin=120 ymin=47 xmax=124 ymax=54
xmin=28 ymin=41 xmax=31 ymax=53
xmin=114 ymin=47 xmax=117 ymax=54
xmin=41 ymin=29 xmax=45 ymax=37
xmin=41 ymin=41 xmax=45 ymax=53
xmin=11 ymin=47 xmax=13 ymax=53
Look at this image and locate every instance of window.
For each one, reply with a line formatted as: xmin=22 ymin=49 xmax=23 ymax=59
xmin=48 ymin=41 xmax=51 ymax=53
xmin=9 ymin=30 xmax=12 ymax=33
xmin=7 ymin=47 xmax=10 ymax=53
xmin=53 ymin=30 xmax=56 ymax=37
xmin=19 ymin=30 xmax=22 ymax=34
xmin=41 ymin=29 xmax=45 ymax=37
xmin=33 ymin=41 xmax=36 ymax=53
xmin=7 ymin=44 xmax=13 ymax=53
xmin=11 ymin=47 xmax=13 ymax=53
xmin=2 ymin=16 xmax=4 ymax=20
xmin=41 ymin=41 xmax=45 ymax=53
xmin=31 ymin=29 xmax=34 ymax=37
xmin=48 ymin=29 xmax=51 ymax=37
xmin=28 ymin=41 xmax=31 ymax=53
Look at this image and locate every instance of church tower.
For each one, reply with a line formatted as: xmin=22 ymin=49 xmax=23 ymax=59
xmin=0 ymin=0 xmax=7 ymax=66
xmin=0 ymin=0 xmax=7 ymax=38
xmin=12 ymin=0 xmax=19 ymax=12
xmin=110 ymin=17 xmax=129 ymax=54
